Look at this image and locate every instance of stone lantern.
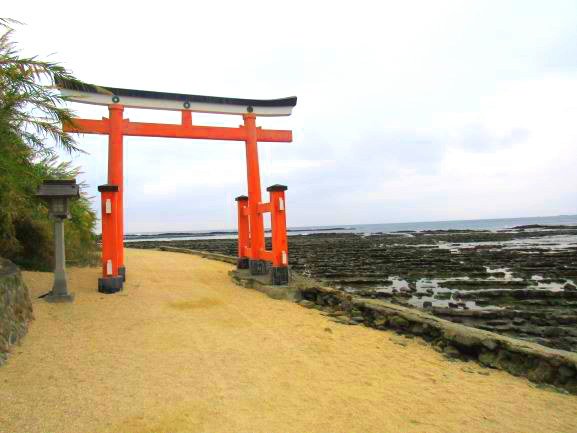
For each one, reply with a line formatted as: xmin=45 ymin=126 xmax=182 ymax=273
xmin=36 ymin=179 xmax=80 ymax=302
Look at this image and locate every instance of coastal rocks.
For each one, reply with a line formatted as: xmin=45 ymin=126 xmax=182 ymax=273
xmin=0 ymin=258 xmax=34 ymax=366
xmin=296 ymin=284 xmax=577 ymax=395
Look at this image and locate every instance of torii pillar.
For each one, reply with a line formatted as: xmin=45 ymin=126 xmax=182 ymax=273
xmin=243 ymin=113 xmax=267 ymax=274
xmin=108 ymin=105 xmax=126 ymax=280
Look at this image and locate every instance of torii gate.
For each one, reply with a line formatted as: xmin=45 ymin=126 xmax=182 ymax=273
xmin=57 ymin=79 xmax=297 ymax=293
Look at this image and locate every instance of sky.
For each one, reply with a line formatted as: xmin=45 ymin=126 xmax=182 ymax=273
xmin=6 ymin=0 xmax=577 ymax=232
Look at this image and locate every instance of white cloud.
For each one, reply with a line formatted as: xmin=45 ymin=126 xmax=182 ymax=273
xmin=5 ymin=0 xmax=577 ymax=230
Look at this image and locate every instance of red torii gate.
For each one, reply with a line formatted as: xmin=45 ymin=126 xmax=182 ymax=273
xmin=57 ymin=79 xmax=297 ymax=292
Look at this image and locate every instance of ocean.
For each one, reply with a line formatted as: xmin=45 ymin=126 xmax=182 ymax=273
xmin=124 ymin=214 xmax=577 ymax=242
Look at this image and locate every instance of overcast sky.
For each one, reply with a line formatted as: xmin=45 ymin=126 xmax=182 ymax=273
xmin=7 ymin=0 xmax=577 ymax=232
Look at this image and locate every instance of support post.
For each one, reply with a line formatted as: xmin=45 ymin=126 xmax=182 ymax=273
xmin=45 ymin=217 xmax=74 ymax=302
xmin=108 ymin=104 xmax=126 ymax=281
xmin=98 ymin=185 xmax=123 ymax=293
xmin=267 ymin=185 xmax=289 ymax=285
xmin=235 ymin=195 xmax=250 ymax=269
xmin=243 ymin=114 xmax=267 ymax=275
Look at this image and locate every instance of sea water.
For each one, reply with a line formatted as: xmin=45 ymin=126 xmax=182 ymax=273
xmin=124 ymin=214 xmax=577 ymax=242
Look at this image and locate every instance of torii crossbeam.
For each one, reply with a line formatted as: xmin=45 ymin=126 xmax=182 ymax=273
xmin=57 ymin=78 xmax=297 ymax=292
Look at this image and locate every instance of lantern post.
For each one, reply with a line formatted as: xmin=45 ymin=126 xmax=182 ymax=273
xmin=36 ymin=179 xmax=80 ymax=303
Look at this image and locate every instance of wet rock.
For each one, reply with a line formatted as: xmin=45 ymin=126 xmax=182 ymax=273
xmin=487 ymin=319 xmax=510 ymax=326
xmin=564 ymin=283 xmax=577 ymax=291
xmin=544 ymin=327 xmax=565 ymax=338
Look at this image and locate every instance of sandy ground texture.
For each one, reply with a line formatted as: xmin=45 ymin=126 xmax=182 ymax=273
xmin=1 ymin=248 xmax=577 ymax=433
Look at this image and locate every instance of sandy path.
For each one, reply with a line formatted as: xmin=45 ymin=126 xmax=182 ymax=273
xmin=1 ymin=248 xmax=576 ymax=433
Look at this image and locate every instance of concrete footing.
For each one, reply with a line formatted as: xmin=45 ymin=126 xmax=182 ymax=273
xmin=44 ymin=293 xmax=75 ymax=303
xmin=249 ymin=259 xmax=269 ymax=275
xmin=98 ymin=276 xmax=123 ymax=294
xmin=118 ymin=266 xmax=126 ymax=282
xmin=237 ymin=257 xmax=249 ymax=269
xmin=271 ymin=267 xmax=289 ymax=285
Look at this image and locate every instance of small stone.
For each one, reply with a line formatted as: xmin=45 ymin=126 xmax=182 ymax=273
xmin=389 ymin=316 xmax=409 ymax=330
xmin=298 ymin=300 xmax=316 ymax=308
xmin=329 ymin=316 xmax=349 ymax=324
xmin=558 ymin=365 xmax=575 ymax=380
xmin=390 ymin=337 xmax=408 ymax=347
xmin=324 ymin=327 xmax=333 ymax=333
xmin=563 ymin=283 xmax=576 ymax=291
xmin=443 ymin=345 xmax=461 ymax=359
xmin=422 ymin=301 xmax=433 ymax=309
xmin=481 ymin=339 xmax=498 ymax=351
xmin=528 ymin=361 xmax=555 ymax=383
xmin=374 ymin=318 xmax=387 ymax=327
xmin=328 ymin=310 xmax=347 ymax=317
xmin=478 ymin=351 xmax=498 ymax=368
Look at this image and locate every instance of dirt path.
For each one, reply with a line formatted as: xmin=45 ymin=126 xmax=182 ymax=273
xmin=1 ymin=248 xmax=576 ymax=433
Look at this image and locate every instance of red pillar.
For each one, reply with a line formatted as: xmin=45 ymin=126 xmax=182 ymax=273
xmin=267 ymin=184 xmax=289 ymax=285
xmin=97 ymin=184 xmax=123 ymax=293
xmin=235 ymin=195 xmax=250 ymax=269
xmin=108 ymin=104 xmax=125 ymax=280
xmin=243 ymin=114 xmax=266 ymax=274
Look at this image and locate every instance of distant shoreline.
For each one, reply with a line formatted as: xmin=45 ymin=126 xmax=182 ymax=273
xmin=122 ymin=214 xmax=577 ymax=243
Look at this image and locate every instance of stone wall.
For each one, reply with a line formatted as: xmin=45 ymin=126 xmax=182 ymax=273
xmin=299 ymin=285 xmax=577 ymax=395
xmin=0 ymin=257 xmax=34 ymax=366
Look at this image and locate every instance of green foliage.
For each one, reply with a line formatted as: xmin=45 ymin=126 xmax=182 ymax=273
xmin=0 ymin=19 xmax=98 ymax=270
xmin=0 ymin=18 xmax=81 ymax=154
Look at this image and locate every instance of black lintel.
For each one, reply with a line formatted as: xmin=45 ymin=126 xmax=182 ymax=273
xmin=56 ymin=77 xmax=297 ymax=108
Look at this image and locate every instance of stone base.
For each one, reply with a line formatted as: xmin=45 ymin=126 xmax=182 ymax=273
xmin=271 ymin=267 xmax=289 ymax=285
xmin=229 ymin=269 xmax=300 ymax=301
xmin=44 ymin=292 xmax=75 ymax=303
xmin=98 ymin=276 xmax=123 ymax=294
xmin=249 ymin=259 xmax=269 ymax=275
xmin=118 ymin=266 xmax=126 ymax=282
xmin=237 ymin=257 xmax=249 ymax=269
